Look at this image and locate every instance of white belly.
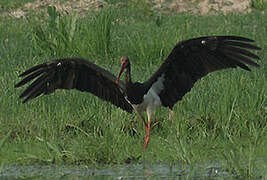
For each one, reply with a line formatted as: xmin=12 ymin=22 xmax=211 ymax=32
xmin=128 ymin=73 xmax=165 ymax=115
xmin=132 ymin=87 xmax=162 ymax=114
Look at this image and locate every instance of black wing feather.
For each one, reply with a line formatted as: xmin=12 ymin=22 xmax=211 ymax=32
xmin=145 ymin=36 xmax=261 ymax=109
xmin=15 ymin=58 xmax=133 ymax=113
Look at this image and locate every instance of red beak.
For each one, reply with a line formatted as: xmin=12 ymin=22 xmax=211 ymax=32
xmin=116 ymin=62 xmax=126 ymax=84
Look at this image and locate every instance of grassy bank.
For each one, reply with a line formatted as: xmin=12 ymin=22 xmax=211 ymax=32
xmin=0 ymin=5 xmax=266 ymax=178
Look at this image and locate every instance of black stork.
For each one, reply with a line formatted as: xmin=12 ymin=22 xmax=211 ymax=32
xmin=15 ymin=36 xmax=261 ymax=150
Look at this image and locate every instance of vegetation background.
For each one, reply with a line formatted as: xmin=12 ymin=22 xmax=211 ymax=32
xmin=0 ymin=0 xmax=266 ymax=179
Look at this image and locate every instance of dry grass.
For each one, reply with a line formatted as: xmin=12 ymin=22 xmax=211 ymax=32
xmin=1 ymin=0 xmax=256 ymax=18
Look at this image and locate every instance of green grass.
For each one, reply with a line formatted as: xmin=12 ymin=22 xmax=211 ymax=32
xmin=251 ymin=0 xmax=267 ymax=10
xmin=0 ymin=5 xmax=266 ymax=179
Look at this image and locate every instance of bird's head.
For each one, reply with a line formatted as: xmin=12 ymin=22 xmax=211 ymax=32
xmin=116 ymin=56 xmax=130 ymax=84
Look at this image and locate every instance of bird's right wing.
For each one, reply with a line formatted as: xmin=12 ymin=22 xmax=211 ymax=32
xmin=145 ymin=36 xmax=261 ymax=109
xmin=15 ymin=58 xmax=133 ymax=113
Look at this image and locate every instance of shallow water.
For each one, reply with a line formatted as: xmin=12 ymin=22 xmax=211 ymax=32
xmin=0 ymin=163 xmax=241 ymax=179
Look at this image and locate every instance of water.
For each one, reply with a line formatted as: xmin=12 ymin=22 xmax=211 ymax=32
xmin=0 ymin=163 xmax=239 ymax=179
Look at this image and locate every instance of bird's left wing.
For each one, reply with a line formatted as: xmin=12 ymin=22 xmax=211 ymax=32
xmin=15 ymin=58 xmax=133 ymax=113
xmin=144 ymin=36 xmax=261 ymax=109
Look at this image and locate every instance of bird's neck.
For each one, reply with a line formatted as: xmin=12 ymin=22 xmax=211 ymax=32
xmin=125 ymin=66 xmax=132 ymax=86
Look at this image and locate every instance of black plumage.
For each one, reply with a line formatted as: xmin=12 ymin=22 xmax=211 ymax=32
xmin=15 ymin=58 xmax=133 ymax=113
xmin=15 ymin=35 xmax=262 ymax=114
xmin=143 ymin=36 xmax=261 ymax=109
xmin=15 ymin=36 xmax=261 ymax=112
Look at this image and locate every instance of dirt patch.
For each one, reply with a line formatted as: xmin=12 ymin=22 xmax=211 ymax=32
xmin=3 ymin=0 xmax=253 ymax=18
xmin=5 ymin=0 xmax=107 ymax=18
xmin=154 ymin=0 xmax=252 ymax=15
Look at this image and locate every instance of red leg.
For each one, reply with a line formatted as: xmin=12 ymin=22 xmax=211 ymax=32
xmin=143 ymin=121 xmax=151 ymax=151
xmin=136 ymin=110 xmax=152 ymax=151
xmin=143 ymin=109 xmax=153 ymax=151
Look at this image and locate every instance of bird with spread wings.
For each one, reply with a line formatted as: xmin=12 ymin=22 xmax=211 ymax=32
xmin=15 ymin=36 xmax=262 ymax=150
